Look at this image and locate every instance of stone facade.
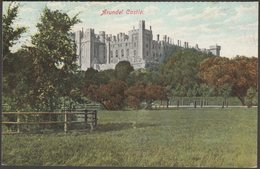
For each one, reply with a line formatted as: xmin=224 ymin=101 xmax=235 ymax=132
xmin=73 ymin=20 xmax=221 ymax=71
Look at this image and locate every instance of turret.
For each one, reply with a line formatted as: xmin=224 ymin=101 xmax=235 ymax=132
xmin=99 ymin=31 xmax=105 ymax=43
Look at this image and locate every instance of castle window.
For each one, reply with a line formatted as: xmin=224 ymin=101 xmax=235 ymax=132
xmin=134 ymin=50 xmax=137 ymax=56
xmin=153 ymin=44 xmax=154 ymax=49
xmin=153 ymin=53 xmax=155 ymax=57
xmin=116 ymin=50 xmax=118 ymax=57
xmin=134 ymin=42 xmax=136 ymax=47
xmin=147 ymin=51 xmax=149 ymax=56
xmin=126 ymin=43 xmax=128 ymax=46
xmin=121 ymin=49 xmax=124 ymax=57
xmin=126 ymin=49 xmax=129 ymax=57
xmin=146 ymin=44 xmax=148 ymax=48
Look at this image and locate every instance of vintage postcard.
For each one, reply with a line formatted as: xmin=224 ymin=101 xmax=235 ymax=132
xmin=1 ymin=1 xmax=258 ymax=167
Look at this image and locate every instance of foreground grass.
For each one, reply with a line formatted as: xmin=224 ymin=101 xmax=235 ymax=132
xmin=2 ymin=107 xmax=257 ymax=167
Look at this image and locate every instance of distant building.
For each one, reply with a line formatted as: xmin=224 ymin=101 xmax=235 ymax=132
xmin=209 ymin=45 xmax=221 ymax=56
xmin=73 ymin=20 xmax=221 ymax=71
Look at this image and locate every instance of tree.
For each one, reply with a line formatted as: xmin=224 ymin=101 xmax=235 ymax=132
xmin=160 ymin=47 xmax=211 ymax=89
xmin=28 ymin=7 xmax=80 ymax=111
xmin=115 ymin=61 xmax=134 ymax=81
xmin=125 ymin=83 xmax=145 ymax=108
xmin=84 ymin=80 xmax=127 ymax=110
xmin=245 ymin=87 xmax=257 ymax=108
xmin=171 ymin=84 xmax=186 ymax=106
xmin=199 ymin=56 xmax=257 ymax=105
xmin=98 ymin=69 xmax=116 ymax=84
xmin=84 ymin=67 xmax=99 ymax=86
xmin=3 ymin=2 xmax=27 ymax=110
xmin=3 ymin=2 xmax=26 ymax=61
xmin=217 ymin=83 xmax=232 ymax=106
xmin=199 ymin=83 xmax=214 ymax=106
xmin=144 ymin=84 xmax=168 ymax=109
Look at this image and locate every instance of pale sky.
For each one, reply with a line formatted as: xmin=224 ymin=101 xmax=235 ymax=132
xmin=3 ymin=1 xmax=258 ymax=58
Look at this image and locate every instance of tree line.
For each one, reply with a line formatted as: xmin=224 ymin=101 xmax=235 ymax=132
xmin=3 ymin=3 xmax=258 ymax=112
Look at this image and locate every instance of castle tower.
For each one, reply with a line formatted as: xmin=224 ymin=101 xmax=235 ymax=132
xmin=75 ymin=30 xmax=82 ymax=67
xmin=81 ymin=28 xmax=95 ymax=70
xmin=209 ymin=44 xmax=221 ymax=56
xmin=138 ymin=20 xmax=145 ymax=60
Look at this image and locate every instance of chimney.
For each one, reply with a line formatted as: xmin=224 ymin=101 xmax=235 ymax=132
xmin=163 ymin=35 xmax=167 ymax=42
xmin=139 ymin=20 xmax=145 ymax=30
xmin=157 ymin=34 xmax=160 ymax=41
xmin=168 ymin=37 xmax=169 ymax=43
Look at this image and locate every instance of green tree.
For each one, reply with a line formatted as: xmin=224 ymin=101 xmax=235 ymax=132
xmin=245 ymin=87 xmax=257 ymax=108
xmin=3 ymin=2 xmax=27 ymax=110
xmin=199 ymin=83 xmax=214 ymax=106
xmin=160 ymin=47 xmax=211 ymax=90
xmin=171 ymin=84 xmax=186 ymax=105
xmin=217 ymin=83 xmax=232 ymax=106
xmin=3 ymin=2 xmax=26 ymax=61
xmin=29 ymin=7 xmax=80 ymax=111
xmin=115 ymin=61 xmax=134 ymax=81
xmin=84 ymin=67 xmax=99 ymax=86
xmin=98 ymin=69 xmax=116 ymax=84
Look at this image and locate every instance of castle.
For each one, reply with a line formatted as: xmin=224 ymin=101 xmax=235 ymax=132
xmin=73 ymin=20 xmax=221 ymax=71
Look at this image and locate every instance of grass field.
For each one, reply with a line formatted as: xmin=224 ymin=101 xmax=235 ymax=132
xmin=2 ymin=107 xmax=257 ymax=167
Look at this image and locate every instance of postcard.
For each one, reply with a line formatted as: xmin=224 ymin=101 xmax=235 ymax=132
xmin=1 ymin=1 xmax=258 ymax=168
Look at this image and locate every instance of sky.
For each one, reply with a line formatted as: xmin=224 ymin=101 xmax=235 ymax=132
xmin=3 ymin=1 xmax=258 ymax=58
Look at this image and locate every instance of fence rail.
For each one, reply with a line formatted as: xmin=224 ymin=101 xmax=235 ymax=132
xmin=1 ymin=109 xmax=97 ymax=134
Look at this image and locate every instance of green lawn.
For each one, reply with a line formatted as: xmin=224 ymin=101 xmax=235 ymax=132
xmin=2 ymin=107 xmax=257 ymax=167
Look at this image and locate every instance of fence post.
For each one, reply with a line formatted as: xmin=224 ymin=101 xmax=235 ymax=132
xmin=194 ymin=101 xmax=196 ymax=108
xmin=64 ymin=112 xmax=68 ymax=133
xmin=177 ymin=100 xmax=179 ymax=107
xmin=226 ymin=101 xmax=228 ymax=108
xmin=222 ymin=101 xmax=225 ymax=108
xmin=94 ymin=110 xmax=97 ymax=127
xmin=17 ymin=113 xmax=20 ymax=133
xmin=84 ymin=109 xmax=88 ymax=129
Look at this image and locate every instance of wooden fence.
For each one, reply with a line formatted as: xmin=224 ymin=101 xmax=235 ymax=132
xmin=1 ymin=109 xmax=97 ymax=134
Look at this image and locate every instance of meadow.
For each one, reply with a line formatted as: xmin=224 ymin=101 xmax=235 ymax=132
xmin=2 ymin=107 xmax=257 ymax=167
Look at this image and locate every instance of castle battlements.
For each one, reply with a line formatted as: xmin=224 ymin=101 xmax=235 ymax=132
xmin=73 ymin=20 xmax=221 ymax=71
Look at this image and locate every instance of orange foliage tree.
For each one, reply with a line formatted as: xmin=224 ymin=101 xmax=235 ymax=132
xmin=84 ymin=80 xmax=127 ymax=110
xmin=125 ymin=83 xmax=168 ymax=109
xmin=199 ymin=56 xmax=257 ymax=105
xmin=124 ymin=83 xmax=145 ymax=109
